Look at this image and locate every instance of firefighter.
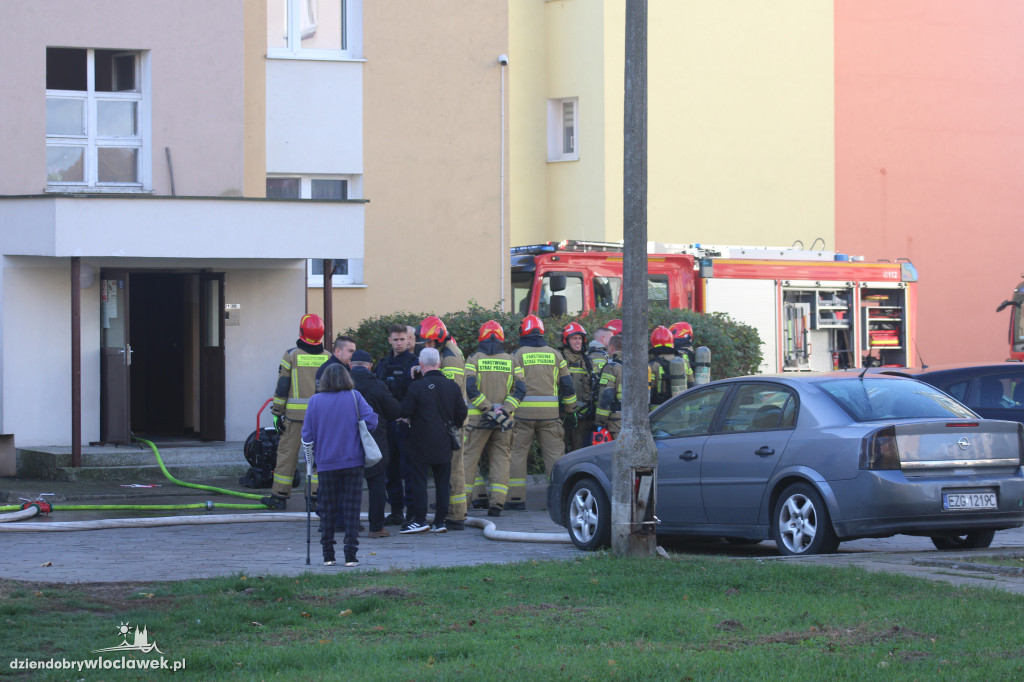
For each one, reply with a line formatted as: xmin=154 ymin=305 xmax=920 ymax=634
xmin=648 ymin=325 xmax=689 ymax=409
xmin=508 ymin=315 xmax=578 ymax=509
xmin=587 ymin=322 xmax=614 ymax=377
xmin=594 ymin=334 xmax=624 ymax=439
xmin=669 ymin=321 xmax=696 ymax=367
xmin=461 ymin=320 xmax=526 ymax=516
xmin=418 ymin=315 xmax=469 ymax=530
xmin=261 ymin=313 xmax=332 ymax=509
xmin=560 ymin=322 xmax=594 ymax=452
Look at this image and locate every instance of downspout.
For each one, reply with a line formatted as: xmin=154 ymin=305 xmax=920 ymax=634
xmin=498 ymin=55 xmax=509 ymax=311
xmin=322 ymin=259 xmax=334 ymax=345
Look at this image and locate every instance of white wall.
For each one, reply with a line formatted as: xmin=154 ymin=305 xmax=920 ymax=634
xmin=0 ymin=255 xmax=306 ymax=446
xmin=266 ymin=59 xmax=364 ymax=174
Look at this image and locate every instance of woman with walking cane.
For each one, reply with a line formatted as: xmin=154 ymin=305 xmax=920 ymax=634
xmin=301 ymin=363 xmax=378 ymax=567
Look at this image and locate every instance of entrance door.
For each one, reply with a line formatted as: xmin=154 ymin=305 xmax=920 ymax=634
xmin=100 ymin=271 xmax=131 ymax=444
xmin=199 ymin=273 xmax=226 ymax=440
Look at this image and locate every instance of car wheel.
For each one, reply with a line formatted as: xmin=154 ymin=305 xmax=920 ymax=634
xmin=566 ymin=478 xmax=611 ymax=551
xmin=772 ymin=483 xmax=839 ymax=556
xmin=930 ymin=530 xmax=996 ymax=551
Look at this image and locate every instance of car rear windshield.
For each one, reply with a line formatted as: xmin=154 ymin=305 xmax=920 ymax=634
xmin=817 ymin=378 xmax=977 ymax=422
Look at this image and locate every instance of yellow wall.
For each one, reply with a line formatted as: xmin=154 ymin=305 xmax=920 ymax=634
xmin=511 ymin=0 xmax=835 ymax=250
xmin=317 ymin=0 xmax=510 ymax=331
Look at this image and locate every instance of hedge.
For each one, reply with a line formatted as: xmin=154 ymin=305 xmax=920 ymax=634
xmin=342 ymin=301 xmax=763 ymax=381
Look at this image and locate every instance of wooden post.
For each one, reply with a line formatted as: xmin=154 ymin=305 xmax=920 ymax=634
xmin=612 ymin=0 xmax=657 ymax=556
xmin=71 ymin=257 xmax=82 ymax=467
xmin=322 ymin=259 xmax=334 ymax=346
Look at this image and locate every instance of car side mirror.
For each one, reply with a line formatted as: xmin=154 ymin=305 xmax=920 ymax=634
xmin=548 ymin=274 xmax=567 ymax=292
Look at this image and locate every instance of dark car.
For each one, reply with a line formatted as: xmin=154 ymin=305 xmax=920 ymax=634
xmin=547 ymin=372 xmax=1024 ymax=556
xmin=878 ymin=363 xmax=1024 ymax=425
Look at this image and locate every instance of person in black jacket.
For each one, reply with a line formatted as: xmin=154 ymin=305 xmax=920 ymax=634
xmin=376 ymin=323 xmax=419 ymax=525
xmin=398 ymin=347 xmax=468 ymax=534
xmin=350 ymin=350 xmax=401 ymax=537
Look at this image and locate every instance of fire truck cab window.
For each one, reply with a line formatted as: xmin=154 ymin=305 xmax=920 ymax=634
xmin=594 ymin=276 xmax=621 ymax=309
xmin=648 ymin=275 xmax=669 ymax=303
xmin=540 ymin=273 xmax=583 ymax=318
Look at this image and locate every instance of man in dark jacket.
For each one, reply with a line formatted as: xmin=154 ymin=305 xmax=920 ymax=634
xmin=398 ymin=347 xmax=468 ymax=534
xmin=350 ymin=350 xmax=401 ymax=537
xmin=376 ymin=323 xmax=418 ymax=525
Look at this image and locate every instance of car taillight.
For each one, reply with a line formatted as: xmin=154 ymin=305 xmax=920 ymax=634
xmin=861 ymin=426 xmax=901 ymax=470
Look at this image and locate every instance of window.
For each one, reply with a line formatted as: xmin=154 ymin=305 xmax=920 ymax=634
xmin=268 ymin=0 xmax=362 ymax=60
xmin=539 ymin=273 xmax=584 ymax=317
xmin=547 ymin=97 xmax=578 ymax=162
xmin=46 ymin=48 xmax=147 ymax=190
xmin=648 ymin=275 xmax=669 ymax=303
xmin=594 ymin=276 xmax=621 ymax=310
xmin=720 ymin=384 xmax=797 ymax=433
xmin=266 ymin=176 xmax=349 ymax=200
xmin=308 ymin=258 xmax=363 ymax=287
xmin=650 ymin=385 xmax=730 ymax=438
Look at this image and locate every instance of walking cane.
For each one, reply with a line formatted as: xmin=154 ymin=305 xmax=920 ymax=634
xmin=302 ymin=440 xmax=314 ymax=566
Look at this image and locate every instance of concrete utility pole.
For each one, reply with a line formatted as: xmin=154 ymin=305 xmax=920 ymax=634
xmin=612 ymin=0 xmax=657 ymax=556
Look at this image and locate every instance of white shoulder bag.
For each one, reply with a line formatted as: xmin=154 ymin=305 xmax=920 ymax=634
xmin=353 ymin=391 xmax=382 ymax=467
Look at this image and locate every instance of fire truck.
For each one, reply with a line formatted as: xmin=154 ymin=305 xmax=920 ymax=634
xmin=996 ymin=278 xmax=1024 ymax=361
xmin=510 ymin=240 xmax=919 ymax=373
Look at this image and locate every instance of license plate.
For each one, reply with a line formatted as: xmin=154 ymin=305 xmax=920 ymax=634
xmin=943 ymin=491 xmax=997 ymax=510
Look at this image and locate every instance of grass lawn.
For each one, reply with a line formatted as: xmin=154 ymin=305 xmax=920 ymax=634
xmin=3 ymin=554 xmax=1023 ymax=680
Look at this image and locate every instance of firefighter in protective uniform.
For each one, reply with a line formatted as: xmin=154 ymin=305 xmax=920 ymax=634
xmin=461 ymin=320 xmax=527 ymax=516
xmin=560 ymin=322 xmax=594 ymax=453
xmin=648 ymin=325 xmax=691 ymax=408
xmin=262 ymin=314 xmax=331 ymax=509
xmin=419 ymin=315 xmax=469 ymax=530
xmin=507 ymin=315 xmax=578 ymax=509
xmin=594 ymin=334 xmax=624 ymax=439
xmin=669 ymin=321 xmax=696 ymax=368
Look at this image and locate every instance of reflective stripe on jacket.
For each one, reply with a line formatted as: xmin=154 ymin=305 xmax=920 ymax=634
xmin=511 ymin=343 xmax=577 ymax=421
xmin=273 ymin=347 xmax=330 ymax=421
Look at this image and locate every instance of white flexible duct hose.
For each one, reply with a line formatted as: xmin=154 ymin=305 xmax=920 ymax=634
xmin=0 ymin=506 xmax=42 ymax=523
xmin=0 ymin=510 xmax=572 ymax=543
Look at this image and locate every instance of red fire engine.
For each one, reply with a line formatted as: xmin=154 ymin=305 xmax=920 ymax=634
xmin=510 ymin=240 xmax=919 ymax=372
xmin=996 ymin=278 xmax=1024 ymax=361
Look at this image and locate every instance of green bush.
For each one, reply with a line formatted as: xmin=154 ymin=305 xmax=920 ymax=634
xmin=342 ymin=301 xmax=762 ymax=381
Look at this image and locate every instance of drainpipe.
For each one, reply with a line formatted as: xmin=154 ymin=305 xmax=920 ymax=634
xmin=498 ymin=54 xmax=509 ymax=311
xmin=71 ymin=257 xmax=81 ymax=467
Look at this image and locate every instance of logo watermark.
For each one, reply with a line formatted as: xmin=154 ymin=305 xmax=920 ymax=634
xmin=8 ymin=621 xmax=185 ymax=673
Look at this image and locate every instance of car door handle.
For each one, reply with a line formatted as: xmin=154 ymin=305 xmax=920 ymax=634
xmin=679 ymin=450 xmax=698 ymax=461
xmin=755 ymin=446 xmax=775 ymax=457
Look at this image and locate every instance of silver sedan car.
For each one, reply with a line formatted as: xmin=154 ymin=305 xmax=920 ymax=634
xmin=547 ymin=373 xmax=1024 ymax=556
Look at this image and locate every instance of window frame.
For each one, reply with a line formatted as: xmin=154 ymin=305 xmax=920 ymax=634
xmin=547 ymin=96 xmax=579 ymax=162
xmin=45 ymin=49 xmax=151 ymax=192
xmin=267 ymin=0 xmax=363 ymax=62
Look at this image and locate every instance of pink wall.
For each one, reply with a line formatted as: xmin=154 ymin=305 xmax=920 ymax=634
xmin=835 ymin=1 xmax=1024 ymax=365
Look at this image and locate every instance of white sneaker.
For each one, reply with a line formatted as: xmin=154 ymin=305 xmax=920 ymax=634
xmin=399 ymin=522 xmax=429 ymax=534
xmin=430 ymin=523 xmax=447 ymax=533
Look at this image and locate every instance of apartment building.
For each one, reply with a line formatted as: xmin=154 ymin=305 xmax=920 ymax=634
xmin=0 ymin=0 xmax=365 ymax=465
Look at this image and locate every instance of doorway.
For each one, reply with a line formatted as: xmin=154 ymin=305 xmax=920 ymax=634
xmin=99 ymin=270 xmax=225 ymax=443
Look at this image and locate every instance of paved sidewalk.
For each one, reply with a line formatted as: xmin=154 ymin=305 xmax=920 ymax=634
xmin=3 ymin=475 xmax=1024 ymax=592
xmin=0 ymin=476 xmax=582 ymax=582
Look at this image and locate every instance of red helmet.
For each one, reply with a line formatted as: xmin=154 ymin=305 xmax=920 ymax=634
xmin=605 ymin=319 xmax=623 ymax=335
xmin=478 ymin=320 xmax=504 ymax=342
xmin=299 ymin=313 xmax=325 ymax=345
xmin=419 ymin=315 xmax=449 ymax=344
xmin=562 ymin=322 xmax=587 ymax=345
xmin=520 ymin=314 xmax=545 ymax=336
xmin=669 ymin=321 xmax=693 ymax=342
xmin=650 ymin=326 xmax=674 ymax=349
